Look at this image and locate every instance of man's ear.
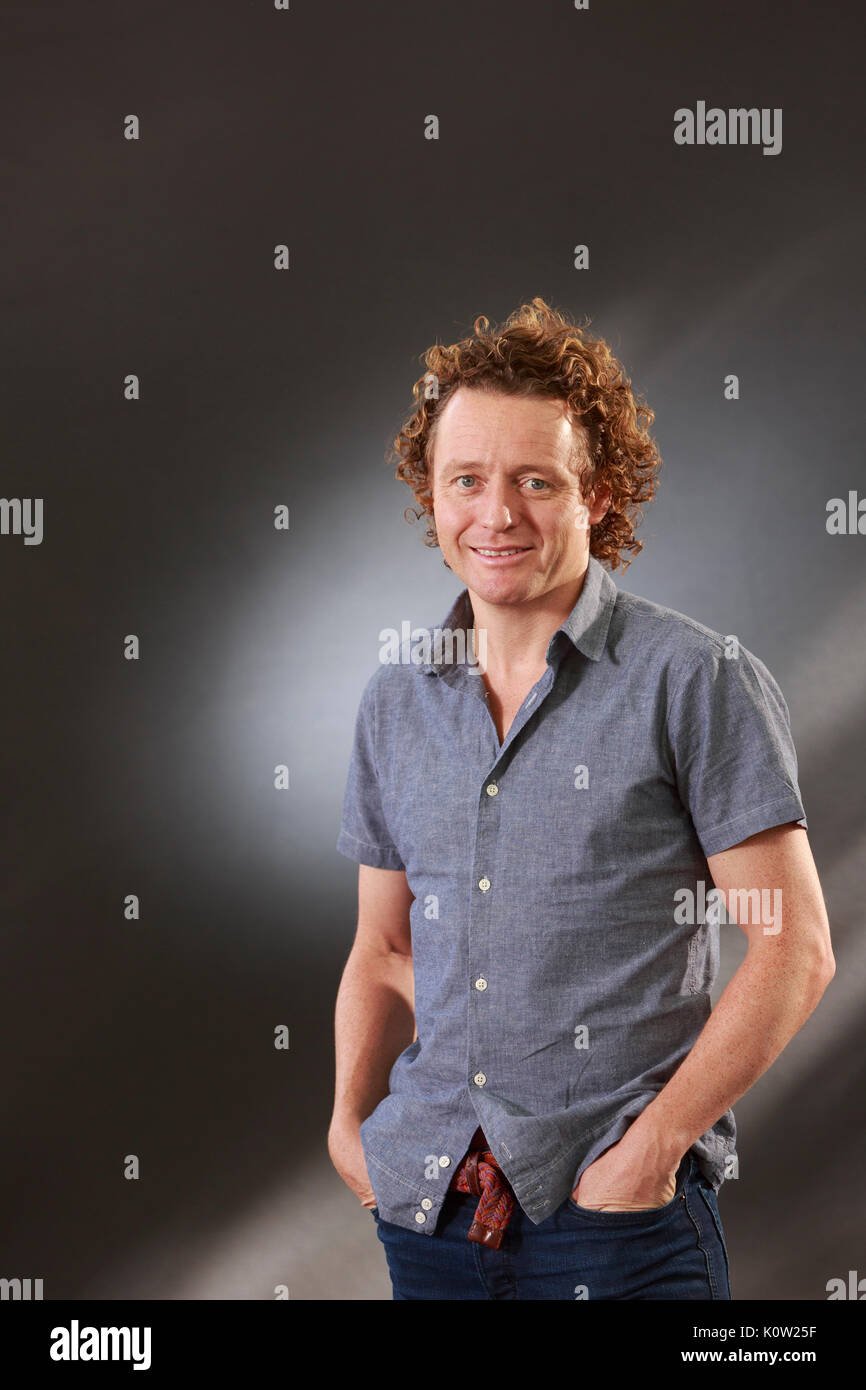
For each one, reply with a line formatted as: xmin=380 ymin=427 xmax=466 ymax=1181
xmin=587 ymin=483 xmax=612 ymax=523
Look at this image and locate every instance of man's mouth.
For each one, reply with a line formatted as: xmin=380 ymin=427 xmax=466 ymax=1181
xmin=470 ymin=546 xmax=532 ymax=559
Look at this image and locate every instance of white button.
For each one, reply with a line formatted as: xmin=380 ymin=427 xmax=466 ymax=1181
xmin=420 ymin=1198 xmax=433 ymax=1210
xmin=486 ymin=783 xmax=498 ymax=796
xmin=474 ymin=977 xmax=488 ymax=991
xmin=414 ymin=1210 xmax=427 ymax=1224
xmin=478 ymin=877 xmax=491 ymax=891
xmin=526 ymin=692 xmax=536 ymax=705
xmin=473 ymin=1072 xmax=487 ymax=1086
xmin=438 ymin=1155 xmax=451 ymax=1168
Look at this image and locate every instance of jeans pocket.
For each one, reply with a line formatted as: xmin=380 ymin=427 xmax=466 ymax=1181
xmin=566 ymin=1190 xmax=683 ymax=1224
xmin=565 ymin=1152 xmax=692 ymax=1224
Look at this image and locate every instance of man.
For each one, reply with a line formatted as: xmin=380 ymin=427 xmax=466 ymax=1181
xmin=328 ymin=298 xmax=834 ymax=1300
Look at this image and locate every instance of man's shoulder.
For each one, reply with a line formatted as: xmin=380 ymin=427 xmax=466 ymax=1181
xmin=611 ymin=584 xmax=773 ymax=689
xmin=615 ymin=583 xmax=751 ymax=653
xmin=614 ymin=584 xmax=728 ymax=652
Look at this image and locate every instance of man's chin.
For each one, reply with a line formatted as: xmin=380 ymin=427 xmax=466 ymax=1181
xmin=467 ymin=579 xmax=536 ymax=607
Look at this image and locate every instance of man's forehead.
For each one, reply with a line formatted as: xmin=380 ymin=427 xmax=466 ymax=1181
xmin=438 ymin=387 xmax=572 ymax=430
xmin=432 ymin=391 xmax=586 ymax=469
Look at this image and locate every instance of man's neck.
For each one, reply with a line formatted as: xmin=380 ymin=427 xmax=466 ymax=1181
xmin=465 ymin=566 xmax=589 ymax=686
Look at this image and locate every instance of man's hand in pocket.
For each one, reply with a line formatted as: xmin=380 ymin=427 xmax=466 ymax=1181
xmin=327 ymin=1117 xmax=377 ymax=1209
xmin=572 ymin=1132 xmax=681 ymax=1212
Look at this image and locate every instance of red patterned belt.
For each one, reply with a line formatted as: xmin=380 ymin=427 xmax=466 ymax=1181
xmin=448 ymin=1132 xmax=516 ymax=1249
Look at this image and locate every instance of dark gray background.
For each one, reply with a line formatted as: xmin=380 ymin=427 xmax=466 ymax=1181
xmin=1 ymin=0 xmax=863 ymax=1299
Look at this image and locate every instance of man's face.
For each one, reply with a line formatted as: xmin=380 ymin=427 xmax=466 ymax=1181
xmin=429 ymin=387 xmax=610 ymax=608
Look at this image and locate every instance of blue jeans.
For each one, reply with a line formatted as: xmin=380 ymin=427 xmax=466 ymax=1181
xmin=371 ymin=1151 xmax=731 ymax=1300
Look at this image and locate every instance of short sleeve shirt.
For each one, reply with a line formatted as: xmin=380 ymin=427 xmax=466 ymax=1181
xmin=336 ymin=556 xmax=808 ymax=1234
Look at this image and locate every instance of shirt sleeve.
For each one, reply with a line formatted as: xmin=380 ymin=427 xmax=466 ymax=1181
xmin=667 ymin=642 xmax=808 ymax=858
xmin=336 ymin=673 xmax=406 ymax=871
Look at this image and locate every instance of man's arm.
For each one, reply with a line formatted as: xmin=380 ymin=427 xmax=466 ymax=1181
xmin=327 ymin=864 xmax=416 ymax=1207
xmin=574 ymin=823 xmax=835 ymax=1208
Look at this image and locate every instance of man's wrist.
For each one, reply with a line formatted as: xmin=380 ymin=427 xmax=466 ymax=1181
xmin=624 ymin=1099 xmax=692 ymax=1172
xmin=328 ymin=1109 xmax=365 ymax=1138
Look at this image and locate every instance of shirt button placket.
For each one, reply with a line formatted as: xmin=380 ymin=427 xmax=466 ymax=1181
xmin=470 ymin=756 xmax=501 ymax=1106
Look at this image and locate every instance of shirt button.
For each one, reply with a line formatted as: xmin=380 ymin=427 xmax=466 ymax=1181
xmin=485 ymin=782 xmax=498 ymax=796
xmin=478 ymin=876 xmax=491 ymax=891
xmin=438 ymin=1155 xmax=451 ymax=1168
xmin=526 ymin=692 xmax=536 ymax=705
xmin=414 ymin=1210 xmax=427 ymax=1224
xmin=473 ymin=1072 xmax=487 ymax=1087
xmin=474 ymin=977 xmax=488 ymax=991
xmin=420 ymin=1198 xmax=433 ymax=1210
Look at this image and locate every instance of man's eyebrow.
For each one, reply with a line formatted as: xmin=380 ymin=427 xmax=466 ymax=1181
xmin=439 ymin=458 xmax=564 ymax=473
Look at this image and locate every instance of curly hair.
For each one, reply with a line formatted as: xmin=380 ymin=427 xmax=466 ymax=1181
xmin=387 ymin=297 xmax=662 ymax=572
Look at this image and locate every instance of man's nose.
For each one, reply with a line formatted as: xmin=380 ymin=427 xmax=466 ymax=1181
xmin=480 ymin=482 xmax=514 ymax=530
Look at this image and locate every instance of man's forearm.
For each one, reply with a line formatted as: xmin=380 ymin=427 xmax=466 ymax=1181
xmin=627 ymin=944 xmax=834 ymax=1170
xmin=330 ymin=941 xmax=416 ymax=1129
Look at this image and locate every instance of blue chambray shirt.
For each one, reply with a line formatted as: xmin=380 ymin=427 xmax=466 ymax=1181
xmin=336 ymin=556 xmax=808 ymax=1235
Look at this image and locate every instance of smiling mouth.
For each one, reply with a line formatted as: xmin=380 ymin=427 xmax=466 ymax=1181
xmin=470 ymin=546 xmax=532 ymax=557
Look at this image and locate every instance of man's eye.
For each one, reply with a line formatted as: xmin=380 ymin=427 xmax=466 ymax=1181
xmin=454 ymin=475 xmax=549 ymax=490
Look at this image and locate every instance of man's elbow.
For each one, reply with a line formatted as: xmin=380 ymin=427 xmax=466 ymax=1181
xmin=806 ymin=942 xmax=836 ymax=1001
xmin=818 ymin=946 xmax=836 ymax=986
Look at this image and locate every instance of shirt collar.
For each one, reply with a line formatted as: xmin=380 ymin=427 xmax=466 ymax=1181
xmin=416 ymin=555 xmax=619 ymax=675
